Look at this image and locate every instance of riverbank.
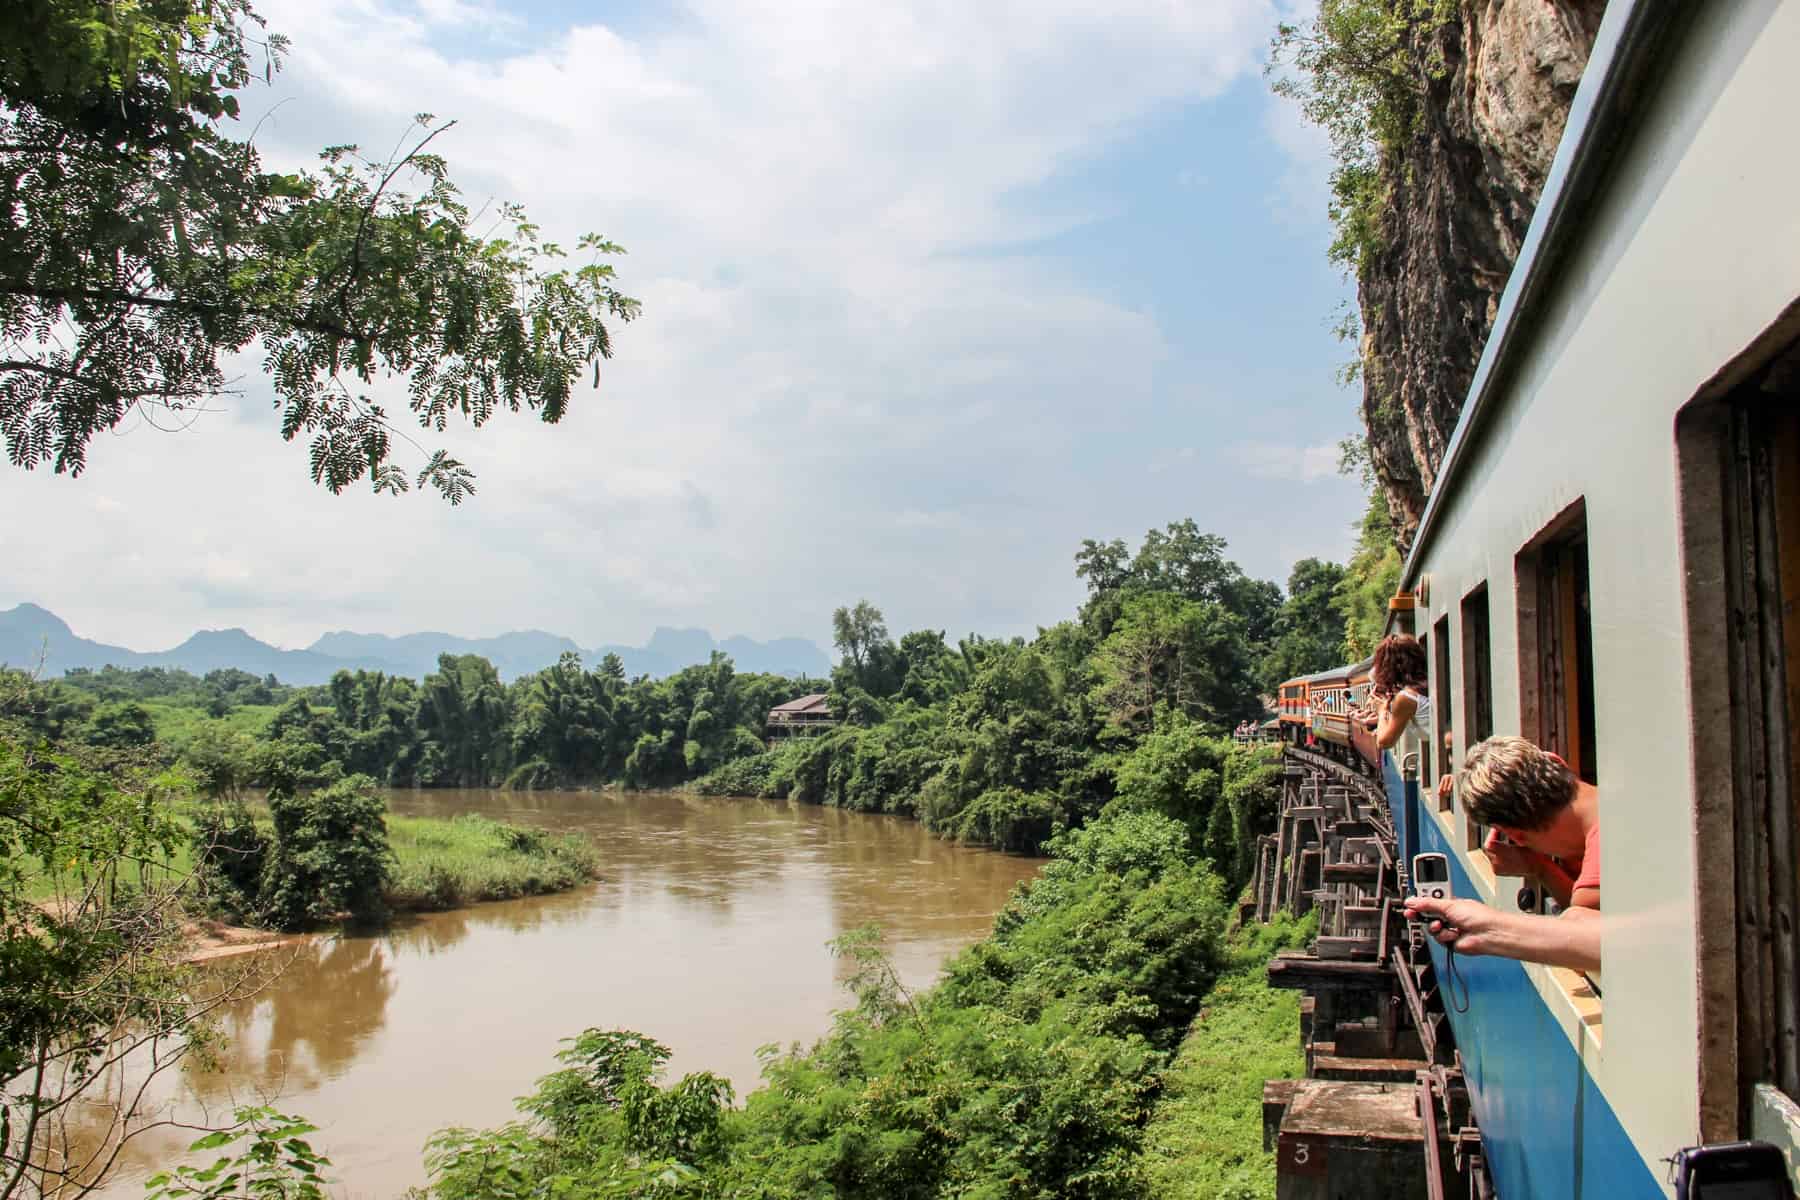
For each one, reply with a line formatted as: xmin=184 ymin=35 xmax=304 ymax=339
xmin=26 ymin=807 xmax=601 ymax=924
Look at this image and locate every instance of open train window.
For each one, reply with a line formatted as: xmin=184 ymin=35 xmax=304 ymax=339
xmin=1514 ymin=501 xmax=1598 ymax=785
xmin=1677 ymin=314 xmax=1800 ymax=1140
xmin=1461 ymin=585 xmax=1495 ymax=849
xmin=1433 ymin=614 xmax=1454 ymax=813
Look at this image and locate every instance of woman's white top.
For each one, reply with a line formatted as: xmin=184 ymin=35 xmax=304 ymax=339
xmin=1400 ymin=687 xmax=1433 ymax=743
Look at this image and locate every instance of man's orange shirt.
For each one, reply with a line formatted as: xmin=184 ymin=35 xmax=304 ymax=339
xmin=1572 ymin=822 xmax=1600 ymax=897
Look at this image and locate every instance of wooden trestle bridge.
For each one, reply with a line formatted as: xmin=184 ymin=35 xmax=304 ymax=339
xmin=1247 ymin=746 xmax=1494 ymax=1200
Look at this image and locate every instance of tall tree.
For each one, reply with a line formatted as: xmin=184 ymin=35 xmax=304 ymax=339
xmin=1260 ymin=557 xmax=1349 ymax=686
xmin=831 ymin=601 xmax=890 ymax=674
xmin=0 ymin=0 xmax=637 ymax=500
xmin=1089 ymin=593 xmax=1257 ymax=733
xmin=1334 ymin=485 xmax=1403 ymax=658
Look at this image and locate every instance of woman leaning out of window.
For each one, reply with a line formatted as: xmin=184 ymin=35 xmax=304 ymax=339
xmin=1359 ymin=635 xmax=1431 ymax=751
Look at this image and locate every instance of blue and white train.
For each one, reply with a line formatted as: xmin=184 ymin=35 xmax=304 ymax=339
xmin=1279 ymin=2 xmax=1799 ymax=1195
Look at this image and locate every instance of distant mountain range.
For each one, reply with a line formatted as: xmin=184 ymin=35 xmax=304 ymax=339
xmin=0 ymin=603 xmax=832 ymax=686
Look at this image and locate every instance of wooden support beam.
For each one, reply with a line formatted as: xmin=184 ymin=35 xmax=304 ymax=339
xmin=1267 ymin=953 xmax=1392 ymax=991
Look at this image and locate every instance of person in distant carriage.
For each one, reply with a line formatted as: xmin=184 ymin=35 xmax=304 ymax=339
xmin=1358 ymin=634 xmax=1432 ymax=751
xmin=1405 ymin=736 xmax=1601 ymax=971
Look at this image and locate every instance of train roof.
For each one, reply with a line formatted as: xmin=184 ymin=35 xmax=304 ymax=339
xmin=1397 ymin=0 xmax=1680 ymax=595
xmin=1281 ymin=657 xmax=1374 ymax=689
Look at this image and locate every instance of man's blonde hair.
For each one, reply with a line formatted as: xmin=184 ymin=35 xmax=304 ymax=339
xmin=1460 ymin=736 xmax=1577 ymax=830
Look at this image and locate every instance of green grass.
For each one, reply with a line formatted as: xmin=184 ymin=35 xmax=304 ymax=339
xmin=386 ymin=813 xmax=601 ymax=911
xmin=142 ymin=700 xmax=279 ymax=745
xmin=1137 ymin=915 xmax=1316 ymax=1200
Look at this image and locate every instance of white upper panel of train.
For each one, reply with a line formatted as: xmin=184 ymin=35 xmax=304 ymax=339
xmin=1387 ymin=0 xmax=1800 ymax=1188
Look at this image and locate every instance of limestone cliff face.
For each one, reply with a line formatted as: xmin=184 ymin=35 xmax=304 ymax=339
xmin=1360 ymin=0 xmax=1605 ymax=547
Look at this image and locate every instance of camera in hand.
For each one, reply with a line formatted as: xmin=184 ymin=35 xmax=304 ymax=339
xmin=1412 ymin=853 xmax=1452 ymax=902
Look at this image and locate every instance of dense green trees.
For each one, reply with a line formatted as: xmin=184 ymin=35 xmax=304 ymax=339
xmin=1260 ymin=557 xmax=1349 ymax=687
xmin=0 ymin=683 xmax=276 ymax=1200
xmin=21 ymin=519 xmax=1373 ymax=860
xmin=0 ymin=0 xmax=636 ymax=498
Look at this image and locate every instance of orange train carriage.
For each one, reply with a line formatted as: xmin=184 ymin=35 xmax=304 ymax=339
xmin=1277 ymin=658 xmax=1378 ymax=769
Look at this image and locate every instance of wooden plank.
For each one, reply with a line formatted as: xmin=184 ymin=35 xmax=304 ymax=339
xmin=1390 ymin=945 xmax=1438 ymax=1062
xmin=1268 ymin=954 xmax=1392 ymax=991
xmin=1323 ymin=861 xmax=1382 ymax=884
xmin=1418 ymin=1077 xmax=1448 ymax=1200
xmin=1313 ymin=1054 xmax=1431 ymax=1084
xmin=1315 ymin=936 xmax=1379 ymax=962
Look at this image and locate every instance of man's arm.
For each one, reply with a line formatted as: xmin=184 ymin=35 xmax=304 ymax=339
xmin=1403 ymin=895 xmax=1600 ymax=973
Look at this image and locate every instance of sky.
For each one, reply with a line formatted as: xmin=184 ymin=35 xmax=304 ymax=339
xmin=1 ymin=0 xmax=1364 ymax=654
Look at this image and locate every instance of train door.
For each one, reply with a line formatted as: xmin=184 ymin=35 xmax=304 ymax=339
xmin=1678 ymin=320 xmax=1800 ymax=1142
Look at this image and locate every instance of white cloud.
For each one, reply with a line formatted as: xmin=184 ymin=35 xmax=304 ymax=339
xmin=2 ymin=0 xmax=1350 ymax=652
xmin=1229 ymin=441 xmax=1343 ymax=483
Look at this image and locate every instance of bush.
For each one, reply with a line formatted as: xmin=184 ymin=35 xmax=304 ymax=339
xmin=949 ymin=786 xmax=1061 ymax=853
xmin=259 ymin=775 xmax=394 ymax=930
xmin=503 ymin=759 xmax=558 ymax=790
xmin=692 ymin=747 xmax=787 ymax=797
xmin=191 ymin=802 xmax=269 ymax=922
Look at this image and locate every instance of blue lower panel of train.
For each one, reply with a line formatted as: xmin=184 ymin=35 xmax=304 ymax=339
xmin=1384 ymin=759 xmax=1662 ymax=1199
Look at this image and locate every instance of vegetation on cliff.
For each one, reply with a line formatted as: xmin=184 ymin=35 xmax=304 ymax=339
xmin=1273 ymin=0 xmax=1605 ymax=544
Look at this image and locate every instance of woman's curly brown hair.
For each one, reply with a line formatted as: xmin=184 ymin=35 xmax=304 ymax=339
xmin=1370 ymin=634 xmax=1428 ymax=698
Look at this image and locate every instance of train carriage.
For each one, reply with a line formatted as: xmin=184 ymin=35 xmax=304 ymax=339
xmin=1278 ymin=2 xmax=1800 ymax=1195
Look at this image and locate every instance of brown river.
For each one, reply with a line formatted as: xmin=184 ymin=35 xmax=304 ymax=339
xmin=97 ymin=789 xmax=1043 ymax=1198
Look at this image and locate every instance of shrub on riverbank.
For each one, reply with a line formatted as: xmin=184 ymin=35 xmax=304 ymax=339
xmin=187 ymin=784 xmax=601 ymax=927
xmin=386 ymin=813 xmax=600 ymax=910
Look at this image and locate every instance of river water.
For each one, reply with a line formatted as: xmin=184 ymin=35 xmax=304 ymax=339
xmin=98 ymin=789 xmax=1042 ymax=1199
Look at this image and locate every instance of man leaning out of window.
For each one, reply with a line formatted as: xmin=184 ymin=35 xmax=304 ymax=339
xmin=1404 ymin=736 xmax=1600 ymax=973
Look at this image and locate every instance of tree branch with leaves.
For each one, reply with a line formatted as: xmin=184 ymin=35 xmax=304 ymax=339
xmin=0 ymin=0 xmax=638 ymax=502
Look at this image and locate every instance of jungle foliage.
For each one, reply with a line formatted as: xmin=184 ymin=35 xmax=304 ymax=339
xmin=26 ymin=520 xmax=1367 ymax=860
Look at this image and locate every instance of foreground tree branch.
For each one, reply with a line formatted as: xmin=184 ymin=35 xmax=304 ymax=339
xmin=0 ymin=1 xmax=639 ymax=501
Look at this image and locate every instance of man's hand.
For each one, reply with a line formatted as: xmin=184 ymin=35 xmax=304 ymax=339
xmin=1403 ymin=895 xmax=1501 ymax=955
xmin=1436 ymin=774 xmax=1455 ymax=805
xmin=1480 ymin=828 xmax=1538 ymax=877
xmin=1405 ymin=892 xmax=1601 ymax=971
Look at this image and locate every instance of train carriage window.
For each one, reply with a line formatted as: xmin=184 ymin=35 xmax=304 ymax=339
xmin=1433 ymin=615 xmax=1454 ymax=813
xmin=1461 ymin=585 xmax=1495 ymax=849
xmin=1678 ymin=323 xmax=1800 ymax=1138
xmin=1416 ymin=632 xmax=1434 ymax=788
xmin=1514 ymin=501 xmax=1598 ymax=786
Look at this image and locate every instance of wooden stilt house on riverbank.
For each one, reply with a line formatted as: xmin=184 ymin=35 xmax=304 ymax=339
xmin=766 ymin=693 xmax=836 ymax=744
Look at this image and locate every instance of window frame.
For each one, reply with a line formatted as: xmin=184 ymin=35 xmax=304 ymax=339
xmin=1677 ymin=309 xmax=1800 ymax=1140
xmin=1432 ymin=613 xmax=1454 ymax=813
xmin=1514 ymin=499 xmax=1597 ymax=783
xmin=1460 ymin=583 xmax=1495 ymax=849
